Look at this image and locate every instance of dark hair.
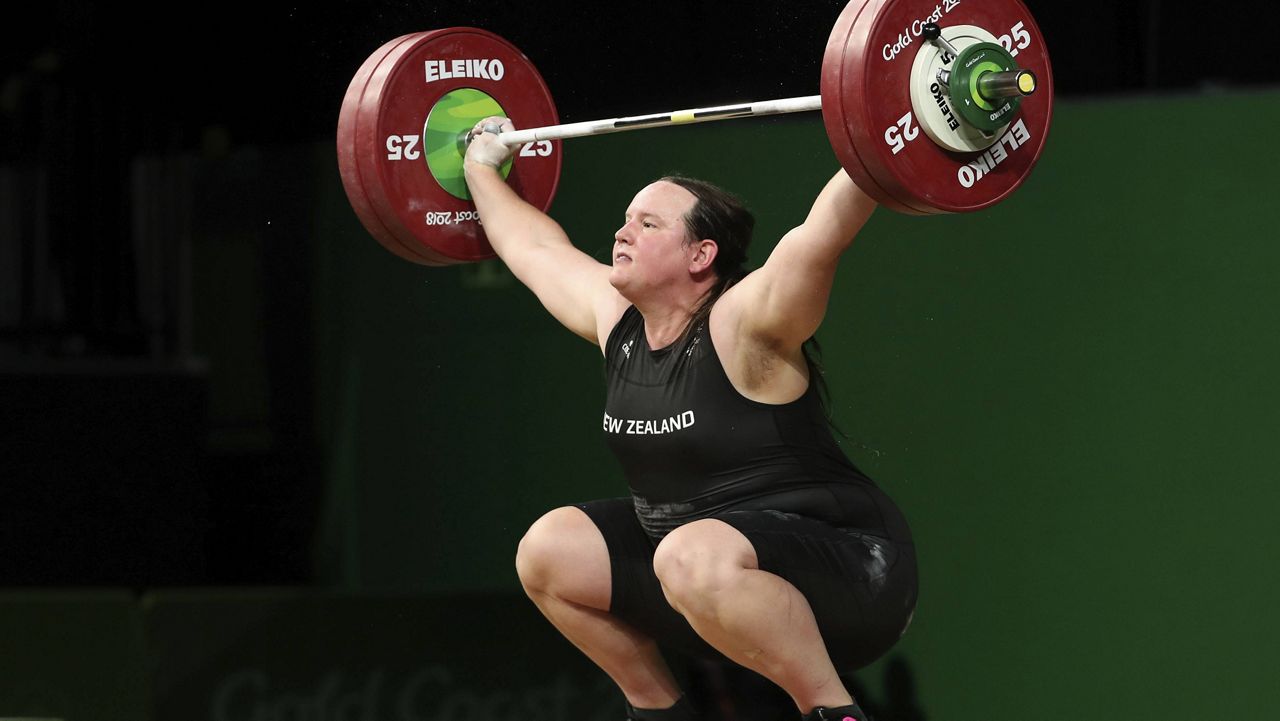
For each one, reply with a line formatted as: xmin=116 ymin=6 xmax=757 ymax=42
xmin=660 ymin=175 xmax=753 ymax=302
xmin=659 ymin=175 xmax=832 ymax=415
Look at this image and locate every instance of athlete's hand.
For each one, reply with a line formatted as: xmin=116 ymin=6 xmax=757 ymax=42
xmin=465 ymin=116 xmax=515 ymax=170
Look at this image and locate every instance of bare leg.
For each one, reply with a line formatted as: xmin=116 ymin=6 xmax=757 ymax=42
xmin=652 ymin=519 xmax=853 ymax=713
xmin=516 ymin=506 xmax=683 ymax=709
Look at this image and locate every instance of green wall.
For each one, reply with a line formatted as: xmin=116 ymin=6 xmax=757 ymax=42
xmin=312 ymin=90 xmax=1280 ymax=719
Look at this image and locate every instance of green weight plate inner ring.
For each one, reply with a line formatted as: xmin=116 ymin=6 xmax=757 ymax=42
xmin=424 ymin=88 xmax=514 ymax=201
xmin=969 ymin=61 xmax=1006 ymax=111
xmin=950 ymin=42 xmax=1020 ymax=133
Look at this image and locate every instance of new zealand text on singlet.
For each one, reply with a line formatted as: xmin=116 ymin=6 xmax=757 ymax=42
xmin=603 ymin=411 xmax=696 ymax=436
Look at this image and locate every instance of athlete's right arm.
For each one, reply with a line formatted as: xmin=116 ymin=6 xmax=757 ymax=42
xmin=463 ymin=117 xmax=620 ymax=345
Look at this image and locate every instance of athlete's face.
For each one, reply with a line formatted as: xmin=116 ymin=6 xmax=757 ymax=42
xmin=611 ymin=181 xmax=700 ymax=295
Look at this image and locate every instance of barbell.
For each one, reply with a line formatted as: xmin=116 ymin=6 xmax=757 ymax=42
xmin=337 ymin=0 xmax=1054 ymax=266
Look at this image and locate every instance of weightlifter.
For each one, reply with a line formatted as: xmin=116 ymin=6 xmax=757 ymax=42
xmin=464 ymin=116 xmax=917 ymax=721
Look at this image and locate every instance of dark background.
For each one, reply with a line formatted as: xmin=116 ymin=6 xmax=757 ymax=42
xmin=1 ymin=0 xmax=1275 ymax=587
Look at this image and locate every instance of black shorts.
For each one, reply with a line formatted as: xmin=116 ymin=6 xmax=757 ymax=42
xmin=576 ymin=497 xmax=918 ymax=673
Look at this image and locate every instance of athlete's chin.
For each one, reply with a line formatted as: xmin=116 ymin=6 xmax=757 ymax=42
xmin=608 ymin=267 xmax=629 ymax=291
xmin=610 ymin=272 xmax=646 ymax=305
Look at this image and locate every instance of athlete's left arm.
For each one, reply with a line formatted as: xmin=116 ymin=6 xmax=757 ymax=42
xmin=728 ymin=168 xmax=876 ymax=347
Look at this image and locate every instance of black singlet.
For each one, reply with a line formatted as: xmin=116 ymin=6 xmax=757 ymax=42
xmin=602 ymin=305 xmax=912 ymax=543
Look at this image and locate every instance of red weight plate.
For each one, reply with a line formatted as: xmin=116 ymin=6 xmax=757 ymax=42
xmin=356 ymin=28 xmax=562 ymax=263
xmin=837 ymin=0 xmax=1053 ymax=214
xmin=835 ymin=0 xmax=940 ymax=214
xmin=337 ymin=33 xmax=452 ymax=266
xmin=822 ymin=0 xmax=929 ymax=214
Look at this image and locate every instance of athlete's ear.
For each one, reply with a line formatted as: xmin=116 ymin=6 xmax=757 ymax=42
xmin=688 ymin=239 xmax=718 ymax=274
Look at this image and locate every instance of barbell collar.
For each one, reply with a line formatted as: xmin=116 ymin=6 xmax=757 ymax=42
xmin=921 ymin=22 xmax=962 ymax=59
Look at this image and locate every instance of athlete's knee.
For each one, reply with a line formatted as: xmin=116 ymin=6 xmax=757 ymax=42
xmin=653 ymin=520 xmax=755 ymax=611
xmin=516 ymin=506 xmax=577 ymax=593
xmin=515 ymin=506 xmax=599 ymax=598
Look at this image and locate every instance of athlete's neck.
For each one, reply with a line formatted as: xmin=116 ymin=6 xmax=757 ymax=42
xmin=637 ymin=302 xmax=698 ymax=350
xmin=623 ymin=274 xmax=717 ymax=350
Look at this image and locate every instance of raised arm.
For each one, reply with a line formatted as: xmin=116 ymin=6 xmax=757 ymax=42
xmin=463 ymin=117 xmax=622 ymax=345
xmin=722 ymin=168 xmax=876 ymax=349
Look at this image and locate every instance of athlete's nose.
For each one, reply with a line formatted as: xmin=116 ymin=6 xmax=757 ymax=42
xmin=614 ymin=221 xmax=635 ymax=244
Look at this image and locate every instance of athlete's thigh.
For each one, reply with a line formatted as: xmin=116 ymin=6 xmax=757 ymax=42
xmin=714 ymin=509 xmax=918 ymax=671
xmin=522 ymin=504 xmax=615 ymax=610
xmin=576 ymin=497 xmax=727 ymax=662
